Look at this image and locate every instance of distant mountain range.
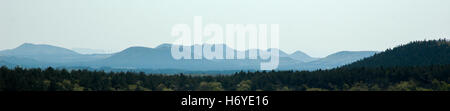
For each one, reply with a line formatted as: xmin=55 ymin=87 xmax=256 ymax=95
xmin=288 ymin=51 xmax=319 ymax=62
xmin=0 ymin=43 xmax=111 ymax=63
xmin=0 ymin=43 xmax=377 ymax=73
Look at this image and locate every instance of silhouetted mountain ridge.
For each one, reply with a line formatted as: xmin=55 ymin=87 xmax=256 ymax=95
xmin=345 ymin=39 xmax=450 ymax=68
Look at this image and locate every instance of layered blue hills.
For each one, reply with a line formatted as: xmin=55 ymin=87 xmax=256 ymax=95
xmin=0 ymin=43 xmax=377 ymax=73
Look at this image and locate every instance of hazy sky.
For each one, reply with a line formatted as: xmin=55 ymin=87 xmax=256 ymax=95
xmin=1 ymin=0 xmax=449 ymax=57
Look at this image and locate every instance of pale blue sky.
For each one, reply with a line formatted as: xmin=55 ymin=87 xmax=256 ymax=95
xmin=1 ymin=0 xmax=449 ymax=57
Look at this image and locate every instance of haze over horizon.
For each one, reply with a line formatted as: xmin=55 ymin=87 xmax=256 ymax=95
xmin=1 ymin=0 xmax=449 ymax=57
xmin=1 ymin=42 xmax=376 ymax=57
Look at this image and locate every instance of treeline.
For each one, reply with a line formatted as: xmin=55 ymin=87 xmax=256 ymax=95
xmin=347 ymin=39 xmax=450 ymax=68
xmin=0 ymin=64 xmax=449 ymax=91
